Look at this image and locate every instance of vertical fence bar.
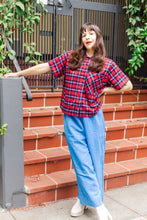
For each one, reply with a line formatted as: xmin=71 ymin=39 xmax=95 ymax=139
xmin=112 ymin=0 xmax=118 ymax=62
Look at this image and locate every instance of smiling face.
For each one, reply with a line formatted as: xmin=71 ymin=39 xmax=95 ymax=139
xmin=82 ymin=29 xmax=97 ymax=56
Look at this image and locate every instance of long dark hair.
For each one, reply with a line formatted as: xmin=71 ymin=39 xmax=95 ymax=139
xmin=68 ymin=23 xmax=106 ymax=72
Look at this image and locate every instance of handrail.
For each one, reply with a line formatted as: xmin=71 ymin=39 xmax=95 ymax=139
xmin=6 ymin=41 xmax=32 ymax=101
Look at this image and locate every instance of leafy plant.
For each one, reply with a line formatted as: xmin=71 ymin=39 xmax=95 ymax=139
xmin=0 ymin=123 xmax=8 ymax=135
xmin=123 ymin=0 xmax=147 ymax=76
xmin=0 ymin=0 xmax=47 ymax=76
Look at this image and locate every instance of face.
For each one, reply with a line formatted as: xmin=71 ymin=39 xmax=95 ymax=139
xmin=82 ymin=29 xmax=97 ymax=55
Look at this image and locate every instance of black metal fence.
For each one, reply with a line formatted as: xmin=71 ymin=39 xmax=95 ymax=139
xmin=7 ymin=0 xmax=132 ymax=91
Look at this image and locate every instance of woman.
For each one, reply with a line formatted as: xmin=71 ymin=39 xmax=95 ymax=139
xmin=5 ymin=23 xmax=133 ymax=220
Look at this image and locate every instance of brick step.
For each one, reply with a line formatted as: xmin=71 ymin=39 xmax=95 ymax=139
xmin=24 ymin=158 xmax=147 ymax=206
xmin=23 ymin=119 xmax=147 ymax=151
xmin=23 ymin=90 xmax=147 ymax=109
xmin=24 ymin=137 xmax=147 ymax=177
xmin=23 ymin=102 xmax=147 ymax=128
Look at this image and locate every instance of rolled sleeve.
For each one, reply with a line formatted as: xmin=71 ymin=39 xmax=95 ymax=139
xmin=48 ymin=51 xmax=69 ymax=78
xmin=107 ymin=60 xmax=129 ymax=90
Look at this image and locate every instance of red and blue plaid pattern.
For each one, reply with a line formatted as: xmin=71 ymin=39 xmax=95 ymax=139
xmin=48 ymin=51 xmax=129 ymax=117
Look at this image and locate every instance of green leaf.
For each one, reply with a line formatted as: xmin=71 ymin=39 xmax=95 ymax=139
xmin=29 ymin=60 xmax=38 ymax=64
xmin=15 ymin=2 xmax=25 ymax=11
xmin=129 ymin=69 xmax=134 ymax=76
xmin=5 ymin=31 xmax=13 ymax=37
xmin=8 ymin=53 xmax=14 ymax=60
xmin=25 ymin=56 xmax=30 ymax=62
xmin=7 ymin=37 xmax=13 ymax=44
xmin=0 ymin=124 xmax=8 ymax=135
xmin=34 ymin=52 xmax=42 ymax=56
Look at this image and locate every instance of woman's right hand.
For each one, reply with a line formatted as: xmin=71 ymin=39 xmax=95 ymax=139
xmin=4 ymin=72 xmax=19 ymax=78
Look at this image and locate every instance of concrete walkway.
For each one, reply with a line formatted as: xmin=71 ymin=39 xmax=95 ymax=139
xmin=0 ymin=182 xmax=147 ymax=220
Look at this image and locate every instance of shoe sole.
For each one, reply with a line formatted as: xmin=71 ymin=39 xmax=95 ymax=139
xmin=70 ymin=206 xmax=88 ymax=217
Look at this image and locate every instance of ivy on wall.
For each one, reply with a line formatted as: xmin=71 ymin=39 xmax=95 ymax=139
xmin=123 ymin=0 xmax=147 ymax=76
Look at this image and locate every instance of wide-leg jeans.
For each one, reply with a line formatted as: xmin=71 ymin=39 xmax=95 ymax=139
xmin=64 ymin=107 xmax=105 ymax=207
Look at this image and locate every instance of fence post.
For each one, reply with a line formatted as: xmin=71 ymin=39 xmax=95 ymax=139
xmin=0 ymin=78 xmax=25 ymax=210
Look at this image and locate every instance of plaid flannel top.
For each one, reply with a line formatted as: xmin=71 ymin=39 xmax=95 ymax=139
xmin=48 ymin=51 xmax=129 ymax=117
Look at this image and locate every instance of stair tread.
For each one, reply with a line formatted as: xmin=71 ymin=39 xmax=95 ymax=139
xmin=24 ymin=137 xmax=147 ymax=164
xmin=23 ymin=127 xmax=61 ymax=139
xmin=23 ymin=102 xmax=147 ymax=116
xmin=23 ymin=118 xmax=146 ymax=139
xmin=106 ymin=137 xmax=147 ymax=152
xmin=23 ymin=107 xmax=62 ymax=117
xmin=25 ymin=170 xmax=76 ymax=194
xmin=24 ymin=158 xmax=147 ymax=194
xmin=24 ymin=148 xmax=70 ymax=164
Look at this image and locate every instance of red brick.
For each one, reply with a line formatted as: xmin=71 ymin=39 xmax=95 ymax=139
xmin=105 ymin=142 xmax=117 ymax=153
xmin=122 ymin=91 xmax=138 ymax=102
xmin=54 ymin=115 xmax=64 ymax=126
xmin=115 ymin=110 xmax=131 ymax=120
xmin=129 ymin=172 xmax=147 ymax=185
xmin=144 ymin=127 xmax=147 ymax=136
xmin=139 ymin=92 xmax=147 ymax=102
xmin=137 ymin=148 xmax=147 ymax=159
xmin=24 ymin=151 xmax=46 ymax=176
xmin=38 ymin=136 xmax=61 ymax=149
xmin=106 ymin=130 xmax=124 ymax=141
xmin=25 ymin=175 xmax=56 ymax=194
xmin=45 ymin=97 xmax=61 ymax=107
xmin=125 ymin=127 xmax=143 ymax=139
xmin=62 ymin=134 xmax=68 ymax=146
xmin=30 ymin=116 xmax=52 ymax=127
xmin=47 ymin=159 xmax=70 ymax=173
xmin=34 ymin=127 xmax=59 ymax=139
xmin=48 ymin=170 xmax=77 ymax=188
xmin=23 ymin=118 xmax=28 ymax=128
xmin=106 ymin=176 xmax=128 ymax=190
xmin=119 ymin=158 xmax=147 ymax=174
xmin=23 ymin=94 xmax=44 ymax=108
xmin=103 ymin=111 xmax=113 ymax=121
xmin=117 ymin=150 xmax=135 ymax=162
xmin=57 ymin=185 xmax=78 ymax=200
xmin=133 ymin=109 xmax=147 ymax=119
xmin=24 ymin=163 xmax=45 ymax=176
xmin=108 ymin=139 xmax=137 ymax=151
xmin=105 ymin=94 xmax=121 ymax=104
xmin=30 ymin=108 xmax=54 ymax=117
xmin=105 ymin=152 xmax=115 ymax=164
xmin=104 ymin=164 xmax=129 ymax=178
xmin=24 ymin=139 xmax=36 ymax=151
xmin=27 ymin=190 xmax=55 ymax=206
xmin=39 ymin=148 xmax=70 ymax=161
xmin=127 ymin=137 xmax=147 ymax=148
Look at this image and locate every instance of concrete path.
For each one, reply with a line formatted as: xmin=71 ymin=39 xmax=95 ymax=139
xmin=0 ymin=182 xmax=147 ymax=220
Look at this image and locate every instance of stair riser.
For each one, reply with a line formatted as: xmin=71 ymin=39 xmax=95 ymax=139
xmin=23 ymin=108 xmax=147 ymax=128
xmin=25 ymin=185 xmax=78 ymax=206
xmin=25 ymin=171 xmax=147 ymax=206
xmin=24 ymin=147 xmax=147 ymax=177
xmin=23 ymin=91 xmax=147 ymax=108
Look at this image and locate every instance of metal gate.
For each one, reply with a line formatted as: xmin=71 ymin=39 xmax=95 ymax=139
xmin=9 ymin=0 xmax=129 ymax=91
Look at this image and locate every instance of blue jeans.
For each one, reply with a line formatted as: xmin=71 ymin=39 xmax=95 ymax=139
xmin=64 ymin=107 xmax=105 ymax=207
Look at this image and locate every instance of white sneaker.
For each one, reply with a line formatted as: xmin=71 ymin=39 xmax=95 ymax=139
xmin=96 ymin=204 xmax=112 ymax=220
xmin=70 ymin=198 xmax=87 ymax=217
